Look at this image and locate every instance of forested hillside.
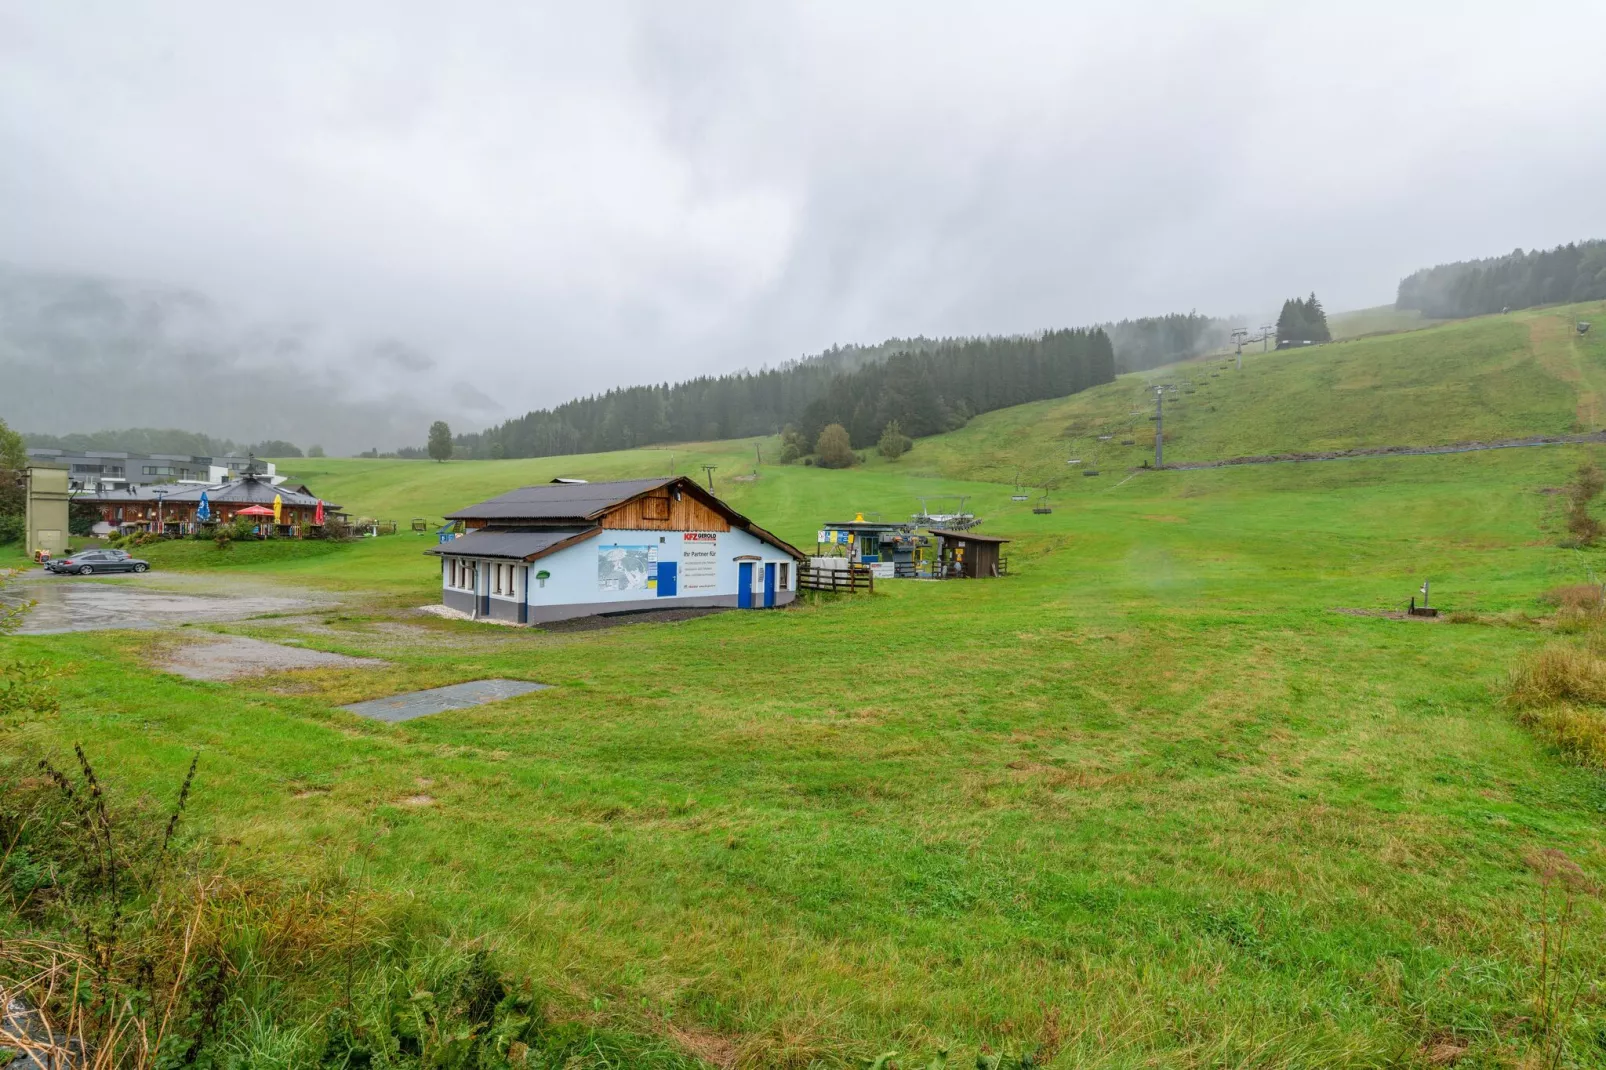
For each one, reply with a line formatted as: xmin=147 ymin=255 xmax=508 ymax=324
xmin=1396 ymin=239 xmax=1606 ymax=318
xmin=1103 ymin=312 xmax=1233 ymax=372
xmin=455 ymin=328 xmax=1115 ymax=459
xmin=796 ymin=328 xmax=1113 ymax=447
xmin=22 ymin=428 xmax=309 ymax=457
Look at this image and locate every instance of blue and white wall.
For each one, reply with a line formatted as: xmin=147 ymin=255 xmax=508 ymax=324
xmin=441 ymin=527 xmax=797 ymax=623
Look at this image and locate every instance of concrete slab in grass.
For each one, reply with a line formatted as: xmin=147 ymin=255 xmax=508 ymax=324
xmin=341 ymin=679 xmax=549 ymax=723
xmin=160 ymin=634 xmax=387 ymax=681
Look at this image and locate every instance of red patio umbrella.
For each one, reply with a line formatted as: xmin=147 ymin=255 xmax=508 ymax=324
xmin=314 ymin=499 xmax=325 ymax=525
xmin=236 ymin=505 xmax=276 ymax=516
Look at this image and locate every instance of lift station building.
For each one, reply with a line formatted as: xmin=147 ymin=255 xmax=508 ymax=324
xmin=430 ymin=477 xmax=805 ymax=624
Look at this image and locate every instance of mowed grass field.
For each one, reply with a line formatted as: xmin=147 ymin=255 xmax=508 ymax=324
xmin=6 ymin=308 xmax=1606 ymax=1066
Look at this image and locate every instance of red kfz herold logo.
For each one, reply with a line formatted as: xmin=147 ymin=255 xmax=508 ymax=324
xmin=683 ymin=532 xmax=717 ymax=542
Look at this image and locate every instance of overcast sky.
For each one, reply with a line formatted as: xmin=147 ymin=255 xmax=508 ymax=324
xmin=4 ymin=0 xmax=1606 ymax=430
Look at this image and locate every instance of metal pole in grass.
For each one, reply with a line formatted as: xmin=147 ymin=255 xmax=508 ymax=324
xmin=1153 ymin=385 xmax=1164 ymax=468
xmin=702 ymin=464 xmax=717 ymax=491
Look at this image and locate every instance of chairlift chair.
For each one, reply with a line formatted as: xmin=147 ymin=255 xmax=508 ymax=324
xmin=1032 ymin=490 xmax=1053 ymax=515
xmin=1010 ymin=469 xmax=1030 ymax=502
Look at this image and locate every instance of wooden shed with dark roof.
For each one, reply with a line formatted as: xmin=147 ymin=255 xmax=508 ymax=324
xmin=429 ymin=476 xmax=804 ymax=624
xmin=927 ymin=528 xmax=1010 ymax=579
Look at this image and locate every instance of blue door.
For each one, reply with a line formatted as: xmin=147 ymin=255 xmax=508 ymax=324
xmin=763 ymin=562 xmax=776 ymax=608
xmin=737 ymin=562 xmax=753 ymax=609
xmin=656 ymin=560 xmax=677 ymax=597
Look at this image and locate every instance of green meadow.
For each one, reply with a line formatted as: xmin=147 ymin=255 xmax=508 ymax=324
xmin=5 ymin=305 xmax=1606 ymax=1067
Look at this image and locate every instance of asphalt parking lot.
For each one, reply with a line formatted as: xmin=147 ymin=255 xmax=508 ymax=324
xmin=5 ymin=571 xmax=329 ymax=634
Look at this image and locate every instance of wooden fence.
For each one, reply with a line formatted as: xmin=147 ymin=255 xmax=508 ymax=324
xmin=797 ymin=563 xmax=874 ymax=594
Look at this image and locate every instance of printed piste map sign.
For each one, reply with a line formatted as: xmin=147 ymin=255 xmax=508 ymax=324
xmin=681 ymin=532 xmax=718 ymax=591
xmin=598 ymin=544 xmax=654 ymax=592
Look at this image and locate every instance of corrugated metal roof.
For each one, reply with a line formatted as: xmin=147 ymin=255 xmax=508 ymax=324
xmin=445 ymin=477 xmax=674 ymax=521
xmin=442 ymin=475 xmax=806 ymax=561
xmin=425 ymin=527 xmax=600 ymax=561
xmin=164 ymin=478 xmax=326 ymax=507
xmin=926 ymin=528 xmax=1010 ymax=543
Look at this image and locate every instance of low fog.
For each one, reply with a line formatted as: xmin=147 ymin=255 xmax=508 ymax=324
xmin=3 ymin=2 xmax=1605 ymax=452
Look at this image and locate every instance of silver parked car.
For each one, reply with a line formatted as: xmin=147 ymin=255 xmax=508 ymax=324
xmin=45 ymin=549 xmax=151 ymax=575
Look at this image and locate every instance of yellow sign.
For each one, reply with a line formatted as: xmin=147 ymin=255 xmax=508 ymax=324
xmin=272 ymin=494 xmax=283 ymax=523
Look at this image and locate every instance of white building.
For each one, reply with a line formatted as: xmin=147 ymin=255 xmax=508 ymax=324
xmin=428 ymin=477 xmax=805 ymax=624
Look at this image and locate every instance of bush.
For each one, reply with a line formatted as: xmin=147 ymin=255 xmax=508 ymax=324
xmin=814 ymin=423 xmax=855 ymax=469
xmin=68 ymin=500 xmax=100 ymax=537
xmin=778 ymin=426 xmax=807 ymax=465
xmin=309 ymin=516 xmax=354 ymax=540
xmin=1513 ymin=704 xmax=1606 ymax=767
xmin=1505 ymin=644 xmax=1606 ymax=709
xmin=1504 ymin=641 xmax=1606 ymax=767
xmin=1564 ymin=463 xmax=1605 ymax=545
xmin=0 ymin=512 xmax=21 ymax=545
xmin=877 ymin=420 xmax=912 ymax=461
xmin=0 ymin=743 xmax=704 ymax=1069
xmin=1541 ymin=584 xmax=1606 ymax=612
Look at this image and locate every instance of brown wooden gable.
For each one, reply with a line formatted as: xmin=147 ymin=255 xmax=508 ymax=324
xmin=599 ymin=486 xmax=730 ymax=532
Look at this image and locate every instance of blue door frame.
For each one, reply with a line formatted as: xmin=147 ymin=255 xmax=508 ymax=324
xmin=656 ymin=561 xmax=678 ymax=597
xmin=763 ymin=562 xmax=776 ymax=608
xmin=737 ymin=562 xmax=754 ymax=609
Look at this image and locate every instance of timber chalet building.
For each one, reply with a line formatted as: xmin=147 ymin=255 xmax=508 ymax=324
xmin=431 ymin=477 xmax=805 ymax=624
xmin=77 ymin=466 xmax=336 ymax=537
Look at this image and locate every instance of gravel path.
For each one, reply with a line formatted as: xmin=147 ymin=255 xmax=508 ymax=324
xmin=1156 ymin=430 xmax=1606 ymax=471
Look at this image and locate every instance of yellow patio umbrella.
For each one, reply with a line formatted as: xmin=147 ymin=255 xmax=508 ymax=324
xmin=272 ymin=493 xmax=283 ymax=523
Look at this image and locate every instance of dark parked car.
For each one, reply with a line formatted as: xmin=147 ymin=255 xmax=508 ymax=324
xmin=45 ymin=549 xmax=151 ymax=575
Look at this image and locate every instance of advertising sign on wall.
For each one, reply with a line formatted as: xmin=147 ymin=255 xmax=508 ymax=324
xmin=598 ymin=544 xmax=654 ymax=591
xmin=681 ymin=532 xmax=718 ymax=591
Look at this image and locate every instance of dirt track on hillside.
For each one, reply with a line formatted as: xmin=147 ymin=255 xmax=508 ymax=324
xmin=1156 ymin=430 xmax=1606 ymax=471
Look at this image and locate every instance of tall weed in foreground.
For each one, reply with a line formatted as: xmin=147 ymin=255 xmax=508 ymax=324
xmin=0 ymin=746 xmax=703 ymax=1069
xmin=1523 ymin=850 xmax=1601 ymax=1070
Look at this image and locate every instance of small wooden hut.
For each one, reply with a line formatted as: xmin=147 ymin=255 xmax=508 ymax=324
xmin=927 ymin=528 xmax=1010 ymax=579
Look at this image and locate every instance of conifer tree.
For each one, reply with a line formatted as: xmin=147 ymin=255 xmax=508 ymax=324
xmin=877 ymin=420 xmax=912 ymax=460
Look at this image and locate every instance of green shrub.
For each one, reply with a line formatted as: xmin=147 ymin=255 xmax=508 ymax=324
xmin=815 ymin=423 xmax=855 ymax=469
xmin=877 ymin=420 xmax=912 ymax=461
xmin=0 ymin=744 xmax=704 ymax=1069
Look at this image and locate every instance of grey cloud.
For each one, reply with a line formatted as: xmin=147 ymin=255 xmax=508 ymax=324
xmin=1 ymin=1 xmax=1604 ymax=446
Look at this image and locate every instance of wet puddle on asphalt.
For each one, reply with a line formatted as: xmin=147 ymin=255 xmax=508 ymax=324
xmin=5 ymin=575 xmax=328 ymax=634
